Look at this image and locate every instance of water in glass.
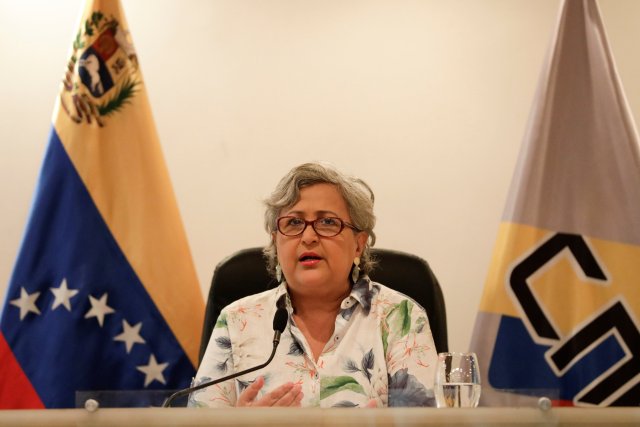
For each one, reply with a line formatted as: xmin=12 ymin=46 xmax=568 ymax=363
xmin=434 ymin=352 xmax=481 ymax=408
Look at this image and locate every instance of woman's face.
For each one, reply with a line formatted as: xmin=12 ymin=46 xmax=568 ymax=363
xmin=274 ymin=183 xmax=368 ymax=300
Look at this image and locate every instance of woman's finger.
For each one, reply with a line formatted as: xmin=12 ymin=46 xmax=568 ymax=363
xmin=253 ymin=382 xmax=295 ymax=406
xmin=236 ymin=376 xmax=265 ymax=407
xmin=271 ymin=384 xmax=303 ymax=407
xmin=290 ymin=386 xmax=304 ymax=407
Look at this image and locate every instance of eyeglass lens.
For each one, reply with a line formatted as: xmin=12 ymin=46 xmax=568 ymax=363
xmin=278 ymin=217 xmax=344 ymax=237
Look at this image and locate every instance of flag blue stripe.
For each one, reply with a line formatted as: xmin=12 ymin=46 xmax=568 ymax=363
xmin=1 ymin=127 xmax=194 ymax=407
xmin=488 ymin=315 xmax=626 ymax=401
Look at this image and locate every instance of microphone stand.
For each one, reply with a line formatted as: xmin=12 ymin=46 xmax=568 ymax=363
xmin=163 ymin=315 xmax=285 ymax=408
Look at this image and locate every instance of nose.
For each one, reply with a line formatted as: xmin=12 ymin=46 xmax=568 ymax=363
xmin=300 ymin=221 xmax=319 ymax=244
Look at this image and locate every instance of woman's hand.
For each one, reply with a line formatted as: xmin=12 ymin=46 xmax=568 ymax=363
xmin=236 ymin=376 xmax=304 ymax=407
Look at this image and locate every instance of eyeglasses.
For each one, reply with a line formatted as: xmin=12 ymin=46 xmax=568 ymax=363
xmin=276 ymin=216 xmax=360 ymax=237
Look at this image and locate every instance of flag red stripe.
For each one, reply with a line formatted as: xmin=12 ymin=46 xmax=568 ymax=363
xmin=0 ymin=332 xmax=44 ymax=409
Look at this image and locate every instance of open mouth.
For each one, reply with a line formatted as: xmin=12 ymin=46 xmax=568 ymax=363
xmin=299 ymin=254 xmax=322 ymax=263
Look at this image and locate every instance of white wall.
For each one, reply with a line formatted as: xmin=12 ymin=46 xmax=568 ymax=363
xmin=2 ymin=0 xmax=640 ymax=354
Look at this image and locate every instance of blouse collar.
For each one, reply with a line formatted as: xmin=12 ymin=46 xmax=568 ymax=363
xmin=275 ymin=276 xmax=377 ymax=316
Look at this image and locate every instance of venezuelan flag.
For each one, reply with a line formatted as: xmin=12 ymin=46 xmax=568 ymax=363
xmin=0 ymin=0 xmax=204 ymax=408
xmin=470 ymin=0 xmax=640 ymax=407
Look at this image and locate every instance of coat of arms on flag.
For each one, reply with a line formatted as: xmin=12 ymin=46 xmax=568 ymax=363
xmin=61 ymin=10 xmax=139 ymax=126
xmin=470 ymin=0 xmax=640 ymax=407
xmin=0 ymin=0 xmax=204 ymax=408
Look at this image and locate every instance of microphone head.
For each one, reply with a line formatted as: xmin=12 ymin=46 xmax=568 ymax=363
xmin=273 ymin=307 xmax=288 ymax=333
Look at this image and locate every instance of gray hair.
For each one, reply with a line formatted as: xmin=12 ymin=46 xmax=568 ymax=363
xmin=263 ymin=162 xmax=377 ymax=278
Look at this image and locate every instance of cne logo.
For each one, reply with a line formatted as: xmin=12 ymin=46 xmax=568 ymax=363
xmin=507 ymin=233 xmax=640 ymax=406
xmin=60 ymin=11 xmax=139 ymax=127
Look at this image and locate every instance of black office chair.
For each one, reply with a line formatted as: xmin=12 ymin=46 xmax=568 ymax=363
xmin=198 ymin=247 xmax=448 ymax=364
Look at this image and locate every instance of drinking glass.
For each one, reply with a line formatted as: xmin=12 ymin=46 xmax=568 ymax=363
xmin=434 ymin=352 xmax=481 ymax=408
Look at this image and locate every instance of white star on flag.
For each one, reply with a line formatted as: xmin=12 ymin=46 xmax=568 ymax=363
xmin=114 ymin=319 xmax=146 ymax=353
xmin=137 ymin=354 xmax=169 ymax=387
xmin=50 ymin=278 xmax=79 ymax=311
xmin=84 ymin=293 xmax=115 ymax=327
xmin=10 ymin=287 xmax=41 ymax=320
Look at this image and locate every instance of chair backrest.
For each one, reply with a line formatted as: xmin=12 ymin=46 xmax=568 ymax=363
xmin=199 ymin=247 xmax=448 ymax=364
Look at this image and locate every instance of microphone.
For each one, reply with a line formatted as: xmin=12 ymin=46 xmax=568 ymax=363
xmin=162 ymin=306 xmax=289 ymax=407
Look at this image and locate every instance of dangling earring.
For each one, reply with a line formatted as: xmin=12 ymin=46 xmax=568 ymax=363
xmin=276 ymin=263 xmax=283 ymax=283
xmin=351 ymin=257 xmax=361 ymax=284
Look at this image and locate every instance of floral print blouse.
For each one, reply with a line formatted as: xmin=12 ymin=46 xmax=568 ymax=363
xmin=189 ymin=277 xmax=437 ymax=408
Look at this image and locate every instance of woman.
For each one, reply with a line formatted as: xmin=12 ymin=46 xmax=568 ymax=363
xmin=190 ymin=162 xmax=437 ymax=407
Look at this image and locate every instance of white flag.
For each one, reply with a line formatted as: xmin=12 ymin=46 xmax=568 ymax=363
xmin=470 ymin=0 xmax=640 ymax=407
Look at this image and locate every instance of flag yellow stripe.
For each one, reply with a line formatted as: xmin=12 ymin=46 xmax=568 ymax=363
xmin=480 ymin=223 xmax=640 ymax=336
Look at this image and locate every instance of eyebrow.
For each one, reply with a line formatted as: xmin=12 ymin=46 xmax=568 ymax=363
xmin=285 ymin=210 xmax=341 ymax=217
